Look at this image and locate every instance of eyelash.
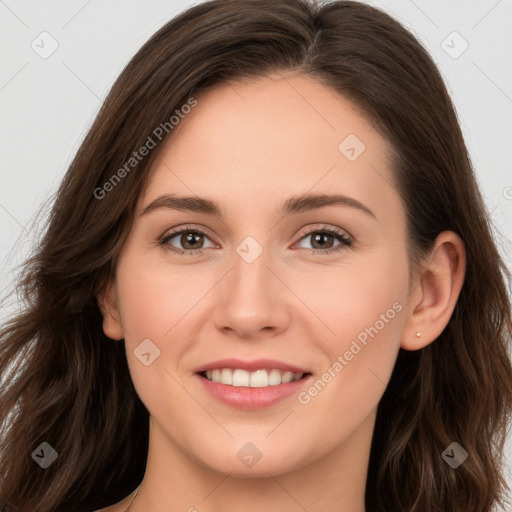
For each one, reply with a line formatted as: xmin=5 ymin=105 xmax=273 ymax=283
xmin=158 ymin=224 xmax=353 ymax=256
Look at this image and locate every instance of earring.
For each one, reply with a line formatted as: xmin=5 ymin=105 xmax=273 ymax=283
xmin=415 ymin=332 xmax=421 ymax=337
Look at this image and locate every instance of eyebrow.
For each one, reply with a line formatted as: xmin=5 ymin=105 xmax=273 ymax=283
xmin=140 ymin=193 xmax=376 ymax=219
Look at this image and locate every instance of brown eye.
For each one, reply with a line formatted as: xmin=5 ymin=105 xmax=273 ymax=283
xmin=179 ymin=231 xmax=204 ymax=250
xmin=296 ymin=227 xmax=352 ymax=254
xmin=310 ymin=232 xmax=336 ymax=249
xmin=160 ymin=226 xmax=215 ymax=254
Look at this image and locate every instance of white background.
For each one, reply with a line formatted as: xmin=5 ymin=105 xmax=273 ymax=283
xmin=0 ymin=0 xmax=511 ymax=505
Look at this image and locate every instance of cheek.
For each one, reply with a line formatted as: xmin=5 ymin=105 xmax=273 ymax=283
xmin=114 ymin=257 xmax=213 ymax=434
xmin=115 ymin=253 xmax=212 ymax=344
xmin=112 ymin=253 xmax=209 ymax=395
xmin=297 ymin=242 xmax=408 ymax=356
xmin=292 ymin=247 xmax=408 ymax=437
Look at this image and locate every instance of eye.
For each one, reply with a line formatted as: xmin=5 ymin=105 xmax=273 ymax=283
xmin=158 ymin=224 xmax=353 ymax=256
xmin=295 ymin=225 xmax=352 ymax=254
xmin=159 ymin=225 xmax=216 ymax=255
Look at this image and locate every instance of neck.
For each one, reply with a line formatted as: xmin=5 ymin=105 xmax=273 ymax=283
xmin=130 ymin=412 xmax=374 ymax=512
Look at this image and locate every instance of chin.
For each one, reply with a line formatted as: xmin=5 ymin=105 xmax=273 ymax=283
xmin=192 ymin=439 xmax=308 ymax=478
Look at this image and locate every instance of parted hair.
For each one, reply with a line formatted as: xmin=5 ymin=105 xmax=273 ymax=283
xmin=1 ymin=1 xmax=511 ymax=511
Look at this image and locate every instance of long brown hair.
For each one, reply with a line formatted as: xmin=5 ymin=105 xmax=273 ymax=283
xmin=1 ymin=1 xmax=511 ymax=511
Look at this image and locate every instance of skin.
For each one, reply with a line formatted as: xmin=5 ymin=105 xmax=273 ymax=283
xmin=96 ymin=72 xmax=466 ymax=512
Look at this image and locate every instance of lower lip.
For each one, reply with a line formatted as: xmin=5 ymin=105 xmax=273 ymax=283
xmin=195 ymin=373 xmax=312 ymax=409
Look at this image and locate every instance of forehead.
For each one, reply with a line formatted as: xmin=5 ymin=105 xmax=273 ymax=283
xmin=140 ymin=73 xmax=402 ymax=224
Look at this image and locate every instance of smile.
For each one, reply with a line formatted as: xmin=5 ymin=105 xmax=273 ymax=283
xmin=200 ymin=368 xmax=307 ymax=387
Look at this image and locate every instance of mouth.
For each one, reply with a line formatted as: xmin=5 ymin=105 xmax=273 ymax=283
xmin=198 ymin=368 xmax=311 ymax=387
xmin=194 ymin=360 xmax=313 ymax=409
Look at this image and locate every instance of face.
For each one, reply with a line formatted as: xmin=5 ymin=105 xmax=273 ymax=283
xmin=102 ymin=73 xmax=413 ymax=477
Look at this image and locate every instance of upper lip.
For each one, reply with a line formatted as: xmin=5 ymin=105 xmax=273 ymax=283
xmin=195 ymin=358 xmax=310 ymax=374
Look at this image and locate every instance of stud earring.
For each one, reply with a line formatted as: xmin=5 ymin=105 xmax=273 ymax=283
xmin=415 ymin=332 xmax=421 ymax=337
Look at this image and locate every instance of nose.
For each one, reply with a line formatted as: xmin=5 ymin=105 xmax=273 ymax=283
xmin=212 ymin=244 xmax=291 ymax=340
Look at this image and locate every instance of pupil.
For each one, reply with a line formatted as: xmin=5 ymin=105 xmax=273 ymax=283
xmin=179 ymin=232 xmax=334 ymax=251
xmin=313 ymin=233 xmax=332 ymax=249
xmin=183 ymin=232 xmax=202 ymax=249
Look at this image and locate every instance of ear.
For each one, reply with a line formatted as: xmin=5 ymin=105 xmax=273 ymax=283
xmin=401 ymin=231 xmax=466 ymax=350
xmin=96 ymin=279 xmax=124 ymax=340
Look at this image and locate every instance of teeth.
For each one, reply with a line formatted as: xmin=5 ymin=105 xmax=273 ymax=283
xmin=250 ymin=369 xmax=268 ymax=387
xmin=220 ymin=368 xmax=232 ymax=385
xmin=268 ymin=369 xmax=282 ymax=385
xmin=233 ymin=369 xmax=250 ymax=386
xmin=203 ymin=368 xmax=305 ymax=387
xmin=281 ymin=371 xmax=294 ymax=383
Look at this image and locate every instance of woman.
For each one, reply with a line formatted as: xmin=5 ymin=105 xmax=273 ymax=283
xmin=1 ymin=1 xmax=511 ymax=511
